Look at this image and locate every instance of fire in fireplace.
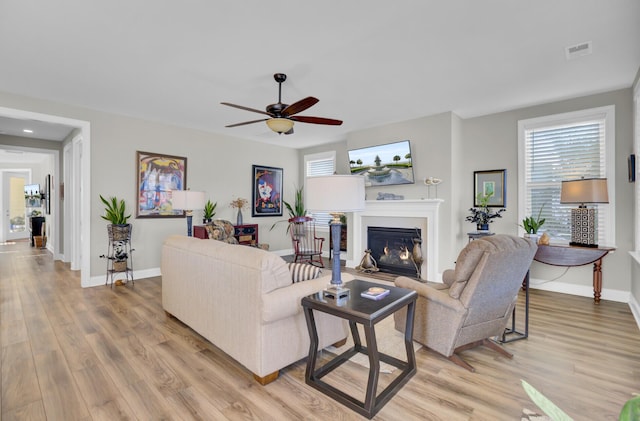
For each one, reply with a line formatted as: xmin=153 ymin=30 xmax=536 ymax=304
xmin=367 ymin=226 xmax=423 ymax=277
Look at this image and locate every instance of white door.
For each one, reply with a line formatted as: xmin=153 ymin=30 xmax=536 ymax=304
xmin=2 ymin=171 xmax=30 ymax=242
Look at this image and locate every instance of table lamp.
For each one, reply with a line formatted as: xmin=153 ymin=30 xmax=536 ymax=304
xmin=171 ymin=189 xmax=206 ymax=237
xmin=560 ymin=178 xmax=608 ymax=247
xmin=306 ymin=175 xmax=365 ymax=299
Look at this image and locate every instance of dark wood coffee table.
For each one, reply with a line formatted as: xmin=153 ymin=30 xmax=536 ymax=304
xmin=301 ymin=279 xmax=417 ymax=419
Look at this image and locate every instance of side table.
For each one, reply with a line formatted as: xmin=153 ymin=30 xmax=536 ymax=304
xmin=534 ymin=244 xmax=615 ymax=303
xmin=467 ymin=231 xmax=495 ymax=242
xmin=302 ymin=280 xmax=417 ymax=419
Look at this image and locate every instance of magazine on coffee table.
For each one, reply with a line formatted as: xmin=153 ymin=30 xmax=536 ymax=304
xmin=360 ymin=286 xmax=390 ymax=300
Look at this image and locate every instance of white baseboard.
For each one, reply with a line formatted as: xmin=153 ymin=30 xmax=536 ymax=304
xmin=529 ymin=277 xmax=630 ymax=303
xmin=85 ymin=267 xmax=161 ymax=288
xmin=629 ymin=294 xmax=640 ymax=330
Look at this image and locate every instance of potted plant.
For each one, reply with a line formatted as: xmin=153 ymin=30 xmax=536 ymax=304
xmin=465 ymin=193 xmax=505 ymax=231
xmin=100 ymin=195 xmax=132 ymax=241
xmin=100 ymin=241 xmax=129 ymax=272
xmin=520 ymin=204 xmax=545 ymax=240
xmin=270 ymin=186 xmax=307 ymax=232
xmin=285 ymin=186 xmax=306 ymax=222
xmin=203 ymin=199 xmax=217 ymax=223
xmin=112 ymin=242 xmax=129 ymax=271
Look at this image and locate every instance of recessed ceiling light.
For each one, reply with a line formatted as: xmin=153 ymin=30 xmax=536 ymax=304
xmin=23 ymin=129 xmax=33 ymax=133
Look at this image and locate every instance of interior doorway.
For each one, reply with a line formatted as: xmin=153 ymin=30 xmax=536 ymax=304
xmin=1 ymin=171 xmax=30 ymax=242
xmin=0 ymin=106 xmax=91 ymax=286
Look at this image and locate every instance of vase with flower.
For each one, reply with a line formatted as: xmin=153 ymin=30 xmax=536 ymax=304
xmin=230 ymin=197 xmax=249 ymax=226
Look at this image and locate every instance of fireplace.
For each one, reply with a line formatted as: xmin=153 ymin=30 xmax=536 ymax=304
xmin=348 ymin=199 xmax=442 ymax=281
xmin=367 ymin=226 xmax=422 ymax=276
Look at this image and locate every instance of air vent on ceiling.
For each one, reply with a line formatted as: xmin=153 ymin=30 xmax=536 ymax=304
xmin=565 ymin=41 xmax=592 ymax=60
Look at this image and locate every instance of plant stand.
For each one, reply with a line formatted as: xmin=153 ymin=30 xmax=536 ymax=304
xmin=104 ymin=224 xmax=134 ymax=288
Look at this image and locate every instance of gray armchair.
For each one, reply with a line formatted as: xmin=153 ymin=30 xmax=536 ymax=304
xmin=394 ymin=235 xmax=537 ymax=372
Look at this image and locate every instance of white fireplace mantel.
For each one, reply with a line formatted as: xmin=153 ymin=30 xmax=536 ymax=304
xmin=348 ymin=199 xmax=443 ymax=281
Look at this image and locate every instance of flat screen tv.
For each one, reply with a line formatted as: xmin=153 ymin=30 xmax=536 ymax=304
xmin=348 ymin=140 xmax=414 ymax=187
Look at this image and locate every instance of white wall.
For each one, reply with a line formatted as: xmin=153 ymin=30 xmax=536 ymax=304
xmin=2 ymin=86 xmax=635 ymax=299
xmin=462 ymin=89 xmax=633 ymax=299
xmin=303 ymin=89 xmax=635 ymax=302
xmin=0 ymin=90 xmax=301 ymax=286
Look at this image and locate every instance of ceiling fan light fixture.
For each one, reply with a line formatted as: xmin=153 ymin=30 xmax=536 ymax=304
xmin=266 ymin=118 xmax=294 ymax=134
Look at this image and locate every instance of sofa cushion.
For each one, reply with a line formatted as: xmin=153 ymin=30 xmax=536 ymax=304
xmin=287 ymin=262 xmax=321 ymax=283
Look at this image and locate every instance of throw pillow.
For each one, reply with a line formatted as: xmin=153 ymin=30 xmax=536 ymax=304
xmin=205 ymin=220 xmax=237 ymax=243
xmin=287 ymin=262 xmax=321 ymax=283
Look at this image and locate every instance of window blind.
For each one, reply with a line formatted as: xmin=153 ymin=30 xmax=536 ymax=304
xmin=523 ymin=118 xmax=609 ymax=243
xmin=305 ymin=153 xmax=335 ymax=227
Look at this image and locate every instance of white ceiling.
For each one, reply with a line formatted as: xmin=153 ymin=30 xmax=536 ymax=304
xmin=0 ymin=1 xmax=638 ymax=149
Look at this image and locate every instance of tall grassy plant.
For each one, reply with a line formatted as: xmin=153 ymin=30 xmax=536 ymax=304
xmin=99 ymin=195 xmax=131 ymax=225
xmin=284 ymin=186 xmax=306 ymax=218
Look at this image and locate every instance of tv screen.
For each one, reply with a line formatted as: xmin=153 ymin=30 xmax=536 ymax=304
xmin=348 ymin=140 xmax=414 ymax=187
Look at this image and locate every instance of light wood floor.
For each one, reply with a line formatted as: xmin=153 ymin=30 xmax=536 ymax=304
xmin=2 ymin=241 xmax=639 ymax=420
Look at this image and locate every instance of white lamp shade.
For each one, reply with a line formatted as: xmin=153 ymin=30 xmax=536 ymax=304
xmin=560 ymin=178 xmax=609 ymax=204
xmin=306 ymin=175 xmax=365 ymax=213
xmin=171 ymin=190 xmax=206 ymax=210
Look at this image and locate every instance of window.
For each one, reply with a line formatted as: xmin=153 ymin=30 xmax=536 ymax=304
xmin=518 ymin=106 xmax=615 ymax=245
xmin=304 ymin=151 xmax=336 ymax=228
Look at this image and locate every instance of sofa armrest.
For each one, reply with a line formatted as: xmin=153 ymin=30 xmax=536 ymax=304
xmin=262 ymin=272 xmax=355 ymax=323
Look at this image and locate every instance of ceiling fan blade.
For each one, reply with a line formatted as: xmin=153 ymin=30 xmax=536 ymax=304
xmin=290 ymin=115 xmax=343 ymax=126
xmin=225 ymin=118 xmax=268 ymax=128
xmin=221 ymin=102 xmax=272 ymax=117
xmin=282 ymin=97 xmax=319 ymax=117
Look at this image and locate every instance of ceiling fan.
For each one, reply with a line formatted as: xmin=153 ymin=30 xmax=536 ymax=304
xmin=221 ymin=73 xmax=343 ymax=135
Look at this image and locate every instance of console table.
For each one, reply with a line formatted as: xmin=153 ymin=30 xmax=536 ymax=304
xmin=302 ymin=280 xmax=417 ymax=419
xmin=534 ymin=244 xmax=615 ymax=304
xmin=193 ymin=223 xmax=259 ymax=245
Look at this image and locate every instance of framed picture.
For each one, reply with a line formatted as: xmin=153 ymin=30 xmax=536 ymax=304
xmin=252 ymin=165 xmax=283 ymax=217
xmin=474 ymin=169 xmax=506 ymax=207
xmin=136 ymin=151 xmax=187 ymax=218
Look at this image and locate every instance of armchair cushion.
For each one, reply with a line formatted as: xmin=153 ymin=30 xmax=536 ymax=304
xmin=448 ymin=243 xmax=486 ymax=298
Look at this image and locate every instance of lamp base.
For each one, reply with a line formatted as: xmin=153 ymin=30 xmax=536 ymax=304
xmin=323 ymin=285 xmax=350 ymax=301
xmin=569 ymin=241 xmax=599 ymax=248
xmin=570 ymin=207 xmax=597 ymax=247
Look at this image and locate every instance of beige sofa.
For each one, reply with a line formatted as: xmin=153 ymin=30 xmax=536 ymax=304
xmin=161 ymin=235 xmax=350 ymax=384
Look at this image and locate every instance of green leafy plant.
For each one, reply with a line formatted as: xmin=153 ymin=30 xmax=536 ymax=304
xmin=520 ymin=204 xmax=546 ymax=234
xmin=270 ymin=186 xmax=307 ymax=232
xmin=465 ymin=193 xmax=505 ymax=225
xmin=203 ymin=199 xmax=217 ymax=220
xmin=521 ymin=380 xmax=573 ymax=420
xmin=284 ymin=186 xmax=306 ymax=219
xmin=619 ymin=395 xmax=640 ymax=421
xmin=99 ymin=195 xmax=131 ymax=225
